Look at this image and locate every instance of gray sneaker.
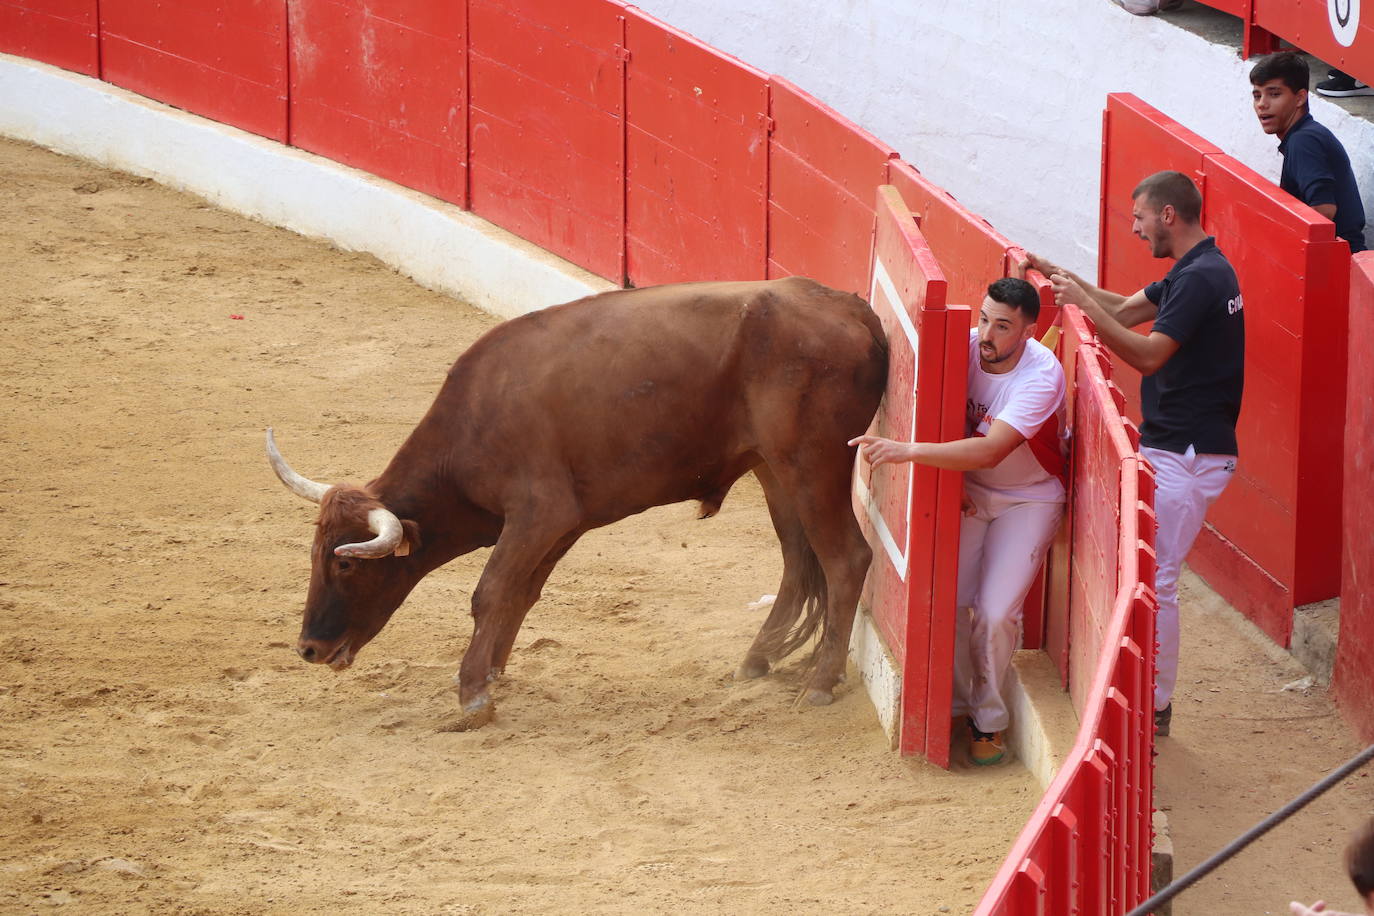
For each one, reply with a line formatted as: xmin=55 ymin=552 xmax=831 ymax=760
xmin=1154 ymin=704 xmax=1172 ymax=737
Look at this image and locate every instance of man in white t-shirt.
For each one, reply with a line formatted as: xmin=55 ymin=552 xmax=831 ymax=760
xmin=850 ymin=277 xmax=1066 ymax=765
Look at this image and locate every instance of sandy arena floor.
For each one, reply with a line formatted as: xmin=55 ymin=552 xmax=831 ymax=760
xmin=0 ymin=136 xmax=1041 ymax=914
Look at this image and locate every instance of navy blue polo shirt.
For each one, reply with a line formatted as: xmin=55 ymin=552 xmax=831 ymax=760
xmin=1279 ymin=111 xmax=1367 ymax=252
xmin=1140 ymin=237 xmax=1245 ymax=456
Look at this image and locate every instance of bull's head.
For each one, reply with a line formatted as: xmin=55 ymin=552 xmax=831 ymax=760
xmin=267 ymin=429 xmax=422 ymax=671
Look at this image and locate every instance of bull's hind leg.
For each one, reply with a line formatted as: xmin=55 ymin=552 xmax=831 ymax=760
xmin=766 ymin=452 xmax=873 ymax=706
xmin=736 ymin=465 xmax=820 ymax=680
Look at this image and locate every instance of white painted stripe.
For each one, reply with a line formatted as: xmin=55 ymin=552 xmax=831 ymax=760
xmin=872 ymin=255 xmax=921 ymax=354
xmin=854 ymin=462 xmax=907 ymax=579
xmin=858 ymin=251 xmax=927 ymax=582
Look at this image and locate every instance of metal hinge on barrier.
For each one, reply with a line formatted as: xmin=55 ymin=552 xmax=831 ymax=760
xmin=615 ymin=45 xmax=631 ymax=63
xmin=758 ymin=113 xmax=775 ymax=134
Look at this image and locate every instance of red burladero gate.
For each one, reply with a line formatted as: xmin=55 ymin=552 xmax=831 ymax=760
xmin=853 ymin=186 xmax=966 ymax=765
xmin=1099 ymin=92 xmax=1349 ymax=647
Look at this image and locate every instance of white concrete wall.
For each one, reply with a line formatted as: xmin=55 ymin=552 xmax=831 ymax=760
xmin=634 ymin=0 xmax=1374 ymax=279
xmin=0 ymin=54 xmax=614 ymax=319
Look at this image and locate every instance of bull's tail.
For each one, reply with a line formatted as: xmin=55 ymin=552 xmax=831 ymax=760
xmin=771 ymin=539 xmax=829 ymax=662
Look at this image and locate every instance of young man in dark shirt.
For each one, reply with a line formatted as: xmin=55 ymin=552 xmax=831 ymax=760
xmin=1251 ymin=51 xmax=1367 ymax=253
xmin=1027 ymin=171 xmax=1245 ymax=737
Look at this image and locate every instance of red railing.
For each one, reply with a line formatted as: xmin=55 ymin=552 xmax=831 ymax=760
xmin=1334 ymin=251 xmax=1374 ymax=743
xmin=977 ymin=306 xmax=1159 ymax=914
xmin=1191 ymin=0 xmax=1374 ymax=88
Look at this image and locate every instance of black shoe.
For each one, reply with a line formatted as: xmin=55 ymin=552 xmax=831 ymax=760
xmin=1154 ymin=704 xmax=1172 ymax=737
xmin=1316 ymin=70 xmax=1374 ymax=98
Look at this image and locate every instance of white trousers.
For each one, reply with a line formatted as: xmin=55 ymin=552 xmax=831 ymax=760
xmin=1142 ymin=445 xmax=1236 ymax=711
xmin=952 ymin=486 xmax=1064 ymax=733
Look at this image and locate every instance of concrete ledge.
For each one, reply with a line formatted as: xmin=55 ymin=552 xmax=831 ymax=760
xmin=1005 ymin=648 xmax=1078 ymax=791
xmin=1291 ymin=598 xmax=1340 ymax=686
xmin=0 ymin=52 xmax=614 ymax=320
xmin=1152 ymin=809 xmax=1175 ymax=916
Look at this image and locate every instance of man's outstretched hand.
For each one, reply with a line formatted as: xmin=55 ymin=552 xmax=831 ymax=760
xmin=848 ymin=435 xmax=915 ymax=468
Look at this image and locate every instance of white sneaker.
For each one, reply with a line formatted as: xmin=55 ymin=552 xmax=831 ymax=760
xmin=1116 ymin=0 xmax=1161 ymax=15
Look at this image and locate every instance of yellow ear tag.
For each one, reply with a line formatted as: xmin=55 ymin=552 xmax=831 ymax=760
xmin=394 ymin=541 xmax=411 ymax=558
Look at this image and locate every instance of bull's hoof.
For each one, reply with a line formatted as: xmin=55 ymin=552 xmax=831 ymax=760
xmin=803 ymin=687 xmax=835 ymax=707
xmin=439 ymin=699 xmax=495 ymax=733
xmin=436 ymin=690 xmax=494 ymax=732
xmin=734 ymin=657 xmax=770 ymax=680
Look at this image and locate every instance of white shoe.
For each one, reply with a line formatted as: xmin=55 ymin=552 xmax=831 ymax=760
xmin=1116 ymin=0 xmax=1161 ymax=15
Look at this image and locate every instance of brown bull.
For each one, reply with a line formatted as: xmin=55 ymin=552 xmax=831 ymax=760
xmin=268 ymin=277 xmax=887 ymax=728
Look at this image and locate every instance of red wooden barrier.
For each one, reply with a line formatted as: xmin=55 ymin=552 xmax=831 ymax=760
xmin=979 ymin=324 xmax=1158 ymax=915
xmin=99 ymin=0 xmax=288 ymax=141
xmin=855 ymin=185 xmax=966 ymax=764
xmin=887 ymin=160 xmax=1017 ymax=313
xmin=288 ymin=0 xmax=468 ymax=207
xmin=1040 ymin=307 xmax=1102 ymax=686
xmin=767 ymin=76 xmax=897 ymax=295
xmin=0 ymin=0 xmax=99 ymax=76
xmin=1251 ymin=0 xmax=1373 ymax=86
xmin=1188 ymin=1 xmax=1374 ymax=94
xmin=622 ymin=8 xmax=768 ymax=286
xmin=880 ymin=166 xmax=1064 ymax=656
xmin=1099 ymin=92 xmax=1349 ymax=647
xmin=467 ymin=0 xmax=626 ymax=282
xmin=1184 ymin=0 xmax=1280 ymax=59
xmin=1334 ymin=252 xmax=1374 ymax=743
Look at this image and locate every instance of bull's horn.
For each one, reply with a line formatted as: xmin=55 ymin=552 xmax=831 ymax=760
xmin=266 ymin=428 xmax=331 ymax=504
xmin=335 ymin=508 xmax=405 ymax=559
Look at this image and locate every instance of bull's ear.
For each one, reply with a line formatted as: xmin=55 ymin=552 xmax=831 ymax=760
xmin=395 ymin=519 xmax=423 ymax=557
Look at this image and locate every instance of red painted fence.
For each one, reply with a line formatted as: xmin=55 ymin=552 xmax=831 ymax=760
xmin=1192 ymin=0 xmax=1374 ymax=87
xmin=0 ymin=0 xmax=98 ymax=76
xmin=99 ymin=0 xmax=289 ymax=142
xmin=467 ymin=0 xmax=626 ymax=282
xmin=978 ymin=305 xmax=1159 ymax=915
xmin=288 ymin=0 xmax=468 ymax=207
xmin=623 ymin=8 xmax=769 ymax=286
xmin=855 ymin=186 xmax=967 ymax=765
xmin=1099 ymin=92 xmax=1349 ymax=648
xmin=1335 ymin=252 xmax=1374 ymax=743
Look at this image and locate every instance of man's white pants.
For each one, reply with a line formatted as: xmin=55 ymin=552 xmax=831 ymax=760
xmin=953 ymin=486 xmax=1063 ymax=733
xmin=1141 ymin=445 xmax=1236 ymax=712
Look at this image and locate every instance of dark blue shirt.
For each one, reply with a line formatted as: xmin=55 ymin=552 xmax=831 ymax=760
xmin=1279 ymin=111 xmax=1367 ymax=252
xmin=1141 ymin=237 xmax=1245 ymax=456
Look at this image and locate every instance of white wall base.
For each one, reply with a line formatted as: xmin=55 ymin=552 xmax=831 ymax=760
xmin=0 ymin=53 xmax=614 ymax=320
xmin=849 ymin=606 xmax=901 ymax=749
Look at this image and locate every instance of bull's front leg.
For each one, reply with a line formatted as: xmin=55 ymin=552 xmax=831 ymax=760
xmin=444 ymin=503 xmax=578 ymax=732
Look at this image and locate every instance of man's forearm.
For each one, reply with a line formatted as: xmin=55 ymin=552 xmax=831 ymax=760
xmin=909 ymin=437 xmax=1001 ymax=471
xmin=1078 ymin=298 xmax=1167 ymax=374
xmin=1073 ymin=277 xmax=1128 ymax=313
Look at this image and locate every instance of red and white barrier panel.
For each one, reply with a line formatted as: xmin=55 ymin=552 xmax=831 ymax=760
xmin=851 ymin=185 xmax=966 ymax=765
